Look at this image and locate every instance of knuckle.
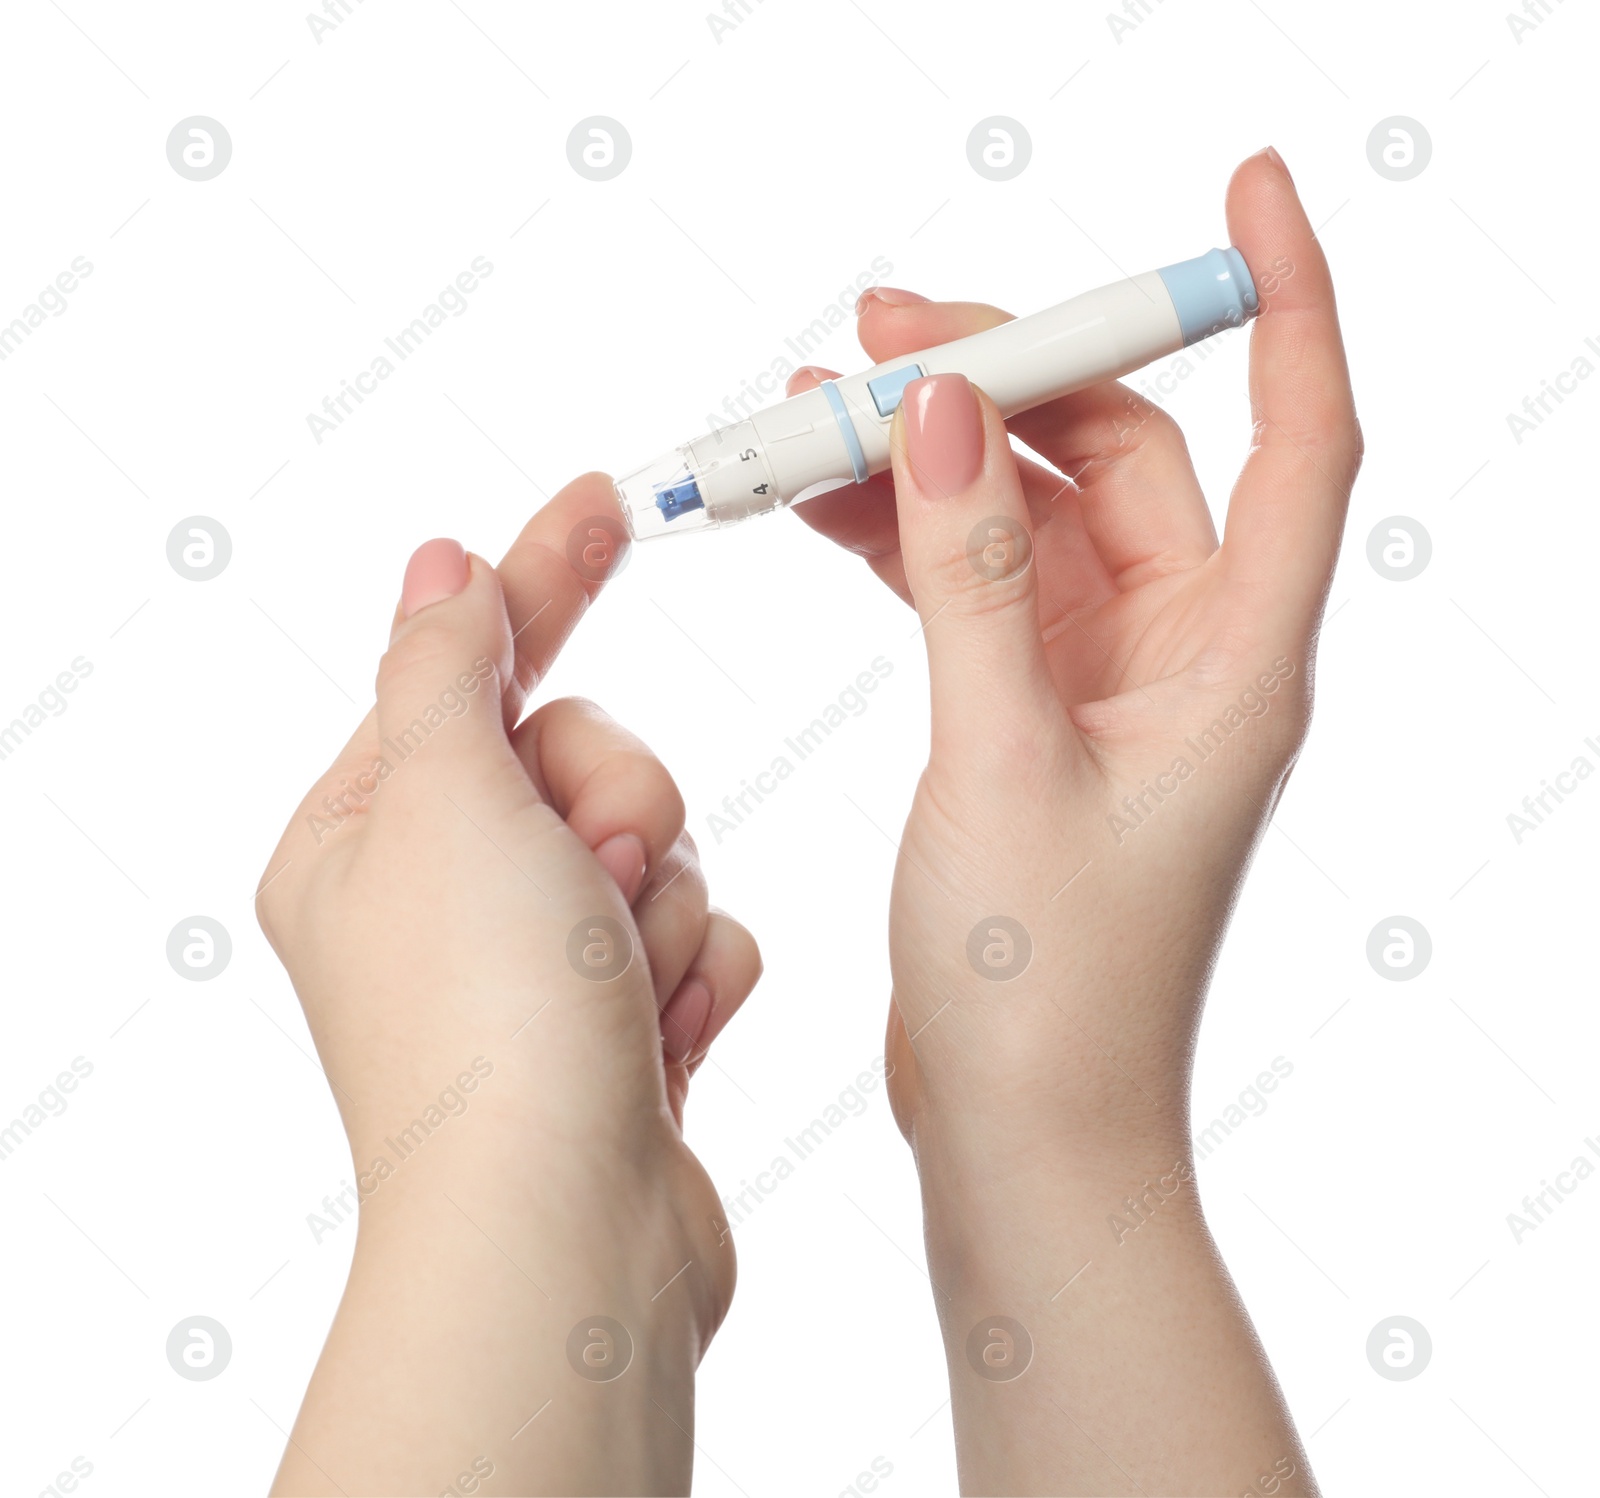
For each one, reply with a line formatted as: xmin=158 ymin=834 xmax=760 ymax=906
xmin=659 ymin=769 xmax=688 ymax=833
xmin=545 ymin=693 xmax=603 ymax=722
xmin=253 ymin=875 xmax=280 ymax=941
xmin=377 ymin=622 xmax=459 ymax=698
xmin=253 ymin=856 xmax=293 ymax=949
xmin=524 ymin=694 xmax=600 ymax=744
xmin=669 ymin=828 xmax=700 ymax=879
xmin=917 ymin=526 xmax=1036 ymax=622
xmin=1187 ymin=641 xmax=1315 ymax=762
xmin=729 ymin=918 xmax=763 ymax=982
xmin=1112 ymin=395 xmax=1183 ymax=451
xmin=703 ymin=908 xmax=762 ymax=987
xmin=1347 ymin=414 xmax=1367 ymax=478
xmin=616 ymin=750 xmax=684 ymax=832
xmin=652 ymin=845 xmax=706 ymax=911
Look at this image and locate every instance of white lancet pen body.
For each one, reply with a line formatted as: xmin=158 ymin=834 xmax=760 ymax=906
xmin=615 ymin=247 xmax=1261 ymax=541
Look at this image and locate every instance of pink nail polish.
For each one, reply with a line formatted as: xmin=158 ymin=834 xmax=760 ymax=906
xmin=856 ymin=285 xmax=930 ymax=316
xmin=401 ymin=539 xmax=469 ymax=617
xmin=901 ymin=374 xmax=983 ymax=495
xmin=594 ymin=832 xmax=647 ymax=905
xmin=661 ymin=980 xmax=712 ymax=1064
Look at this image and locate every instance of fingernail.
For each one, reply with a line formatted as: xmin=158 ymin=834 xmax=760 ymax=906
xmin=594 ymin=832 xmax=647 ymax=905
xmin=401 ymin=538 xmax=469 ymax=617
xmin=856 ymin=285 xmax=929 ymax=316
xmin=661 ymin=979 xmax=712 ymax=1064
xmin=902 ymin=374 xmax=983 ymax=495
xmin=1263 ymin=145 xmax=1293 ymax=182
xmin=790 ymin=365 xmax=832 ymax=389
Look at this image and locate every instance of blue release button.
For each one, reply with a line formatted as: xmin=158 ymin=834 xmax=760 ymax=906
xmin=866 ymin=363 xmax=925 ymax=418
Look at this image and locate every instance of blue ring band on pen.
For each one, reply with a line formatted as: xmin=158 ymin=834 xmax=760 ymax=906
xmin=821 ymin=379 xmax=870 ymax=484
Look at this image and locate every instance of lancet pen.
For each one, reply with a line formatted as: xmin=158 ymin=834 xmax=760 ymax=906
xmin=615 ymin=247 xmax=1259 ymax=540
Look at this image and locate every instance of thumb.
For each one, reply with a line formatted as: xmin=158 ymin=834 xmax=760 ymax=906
xmin=373 ymin=539 xmax=518 ymax=795
xmin=889 ymin=375 xmax=1059 ymax=758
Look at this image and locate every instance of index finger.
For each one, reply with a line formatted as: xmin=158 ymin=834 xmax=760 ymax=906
xmin=1223 ymin=148 xmax=1364 ymax=635
xmin=494 ymin=470 xmax=630 ymax=723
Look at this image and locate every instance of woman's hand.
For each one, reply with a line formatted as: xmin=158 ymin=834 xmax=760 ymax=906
xmin=256 ymin=477 xmax=760 ymax=1497
xmin=791 ymin=148 xmax=1358 ymax=1496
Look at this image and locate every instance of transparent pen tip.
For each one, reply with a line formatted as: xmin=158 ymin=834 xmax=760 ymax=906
xmin=615 ymin=449 xmax=716 ymax=541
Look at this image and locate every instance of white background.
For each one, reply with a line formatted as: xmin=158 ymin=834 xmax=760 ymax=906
xmin=1 ymin=1 xmax=1594 ymax=1494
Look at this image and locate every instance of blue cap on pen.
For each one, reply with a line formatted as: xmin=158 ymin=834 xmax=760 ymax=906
xmin=1156 ymin=247 xmax=1260 ymax=346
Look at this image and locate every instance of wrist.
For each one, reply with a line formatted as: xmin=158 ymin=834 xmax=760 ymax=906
xmin=902 ymin=1018 xmax=1194 ymax=1165
xmin=909 ymin=1107 xmax=1202 ymax=1290
xmin=348 ymin=1118 xmax=733 ymax=1334
xmin=278 ymin=1213 xmax=705 ymax=1498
